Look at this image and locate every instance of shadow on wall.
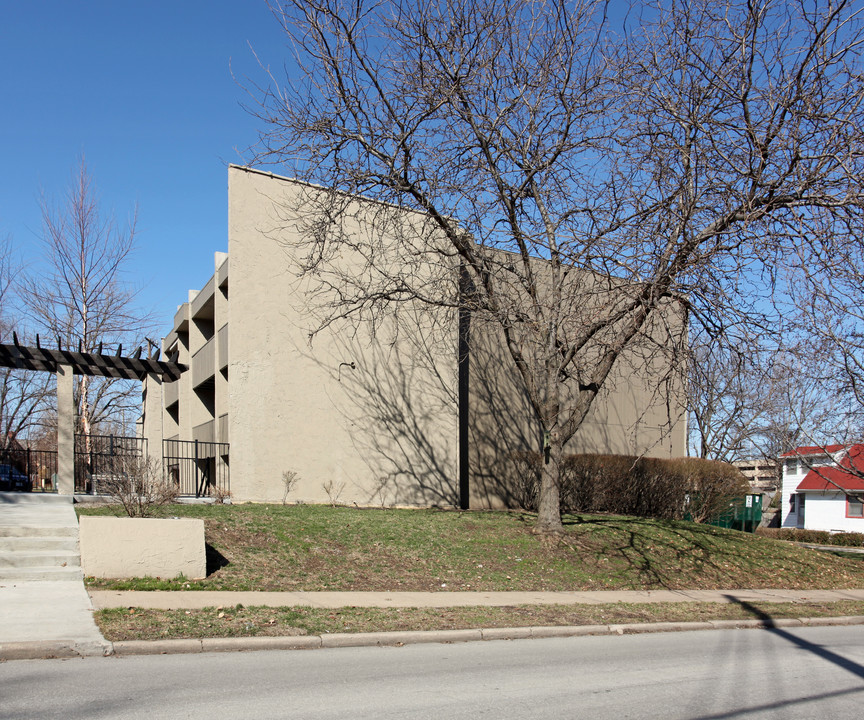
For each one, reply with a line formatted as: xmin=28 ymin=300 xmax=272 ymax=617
xmin=467 ymin=316 xmax=537 ymax=509
xmin=308 ymin=309 xmax=460 ymax=508
xmin=467 ymin=314 xmax=685 ymax=510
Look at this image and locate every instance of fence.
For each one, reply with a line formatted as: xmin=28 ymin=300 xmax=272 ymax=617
xmin=2 ymin=435 xmax=229 ymax=498
xmin=74 ymin=434 xmax=147 ymax=494
xmin=163 ymin=438 xmax=230 ymax=498
xmin=706 ymin=494 xmax=764 ymax=533
xmin=0 ymin=446 xmax=58 ymax=491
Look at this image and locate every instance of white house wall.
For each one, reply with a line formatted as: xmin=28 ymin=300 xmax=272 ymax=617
xmin=803 ymin=492 xmax=864 ymax=533
xmin=780 ymin=459 xmax=807 ymax=528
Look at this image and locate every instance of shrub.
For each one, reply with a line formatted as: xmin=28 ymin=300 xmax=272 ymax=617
xmin=670 ymin=457 xmax=750 ymax=523
xmin=756 ymin=527 xmax=864 ymax=547
xmin=513 ymin=452 xmax=747 ymax=522
xmin=100 ymin=455 xmax=179 ymax=518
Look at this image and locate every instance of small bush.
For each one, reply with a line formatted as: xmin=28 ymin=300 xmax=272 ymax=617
xmin=100 ymin=455 xmax=179 ymax=518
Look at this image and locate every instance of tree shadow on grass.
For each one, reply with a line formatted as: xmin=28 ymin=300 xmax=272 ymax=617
xmin=558 ymin=514 xmax=763 ymax=589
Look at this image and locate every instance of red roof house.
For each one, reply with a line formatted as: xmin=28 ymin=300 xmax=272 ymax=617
xmin=781 ymin=444 xmax=864 ymax=532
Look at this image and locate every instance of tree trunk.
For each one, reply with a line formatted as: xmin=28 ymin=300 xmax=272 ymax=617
xmin=535 ymin=431 xmax=564 ymax=533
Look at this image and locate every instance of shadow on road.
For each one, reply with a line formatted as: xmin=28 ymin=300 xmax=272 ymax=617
xmin=724 ymin=595 xmax=864 ymax=680
xmin=689 ymin=595 xmax=864 ymax=719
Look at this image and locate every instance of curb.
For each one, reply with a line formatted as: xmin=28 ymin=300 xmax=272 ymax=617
xmin=0 ymin=639 xmax=112 ymax=661
xmin=5 ymin=615 xmax=864 ymax=661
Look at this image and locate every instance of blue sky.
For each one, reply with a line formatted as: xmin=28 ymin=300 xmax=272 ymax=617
xmin=0 ymin=1 xmax=289 ymax=339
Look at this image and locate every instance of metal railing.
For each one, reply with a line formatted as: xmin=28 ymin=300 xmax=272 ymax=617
xmin=191 ymin=336 xmax=216 ymax=387
xmin=0 ymin=446 xmax=58 ymax=492
xmin=74 ymin=434 xmax=146 ymax=494
xmin=163 ymin=439 xmax=229 ymax=498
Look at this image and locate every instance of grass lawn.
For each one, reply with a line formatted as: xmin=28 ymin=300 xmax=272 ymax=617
xmin=95 ymin=600 xmax=864 ymax=641
xmin=78 ymin=503 xmax=864 ymax=592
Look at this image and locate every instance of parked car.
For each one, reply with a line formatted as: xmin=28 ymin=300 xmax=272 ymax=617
xmin=0 ymin=464 xmax=32 ymax=492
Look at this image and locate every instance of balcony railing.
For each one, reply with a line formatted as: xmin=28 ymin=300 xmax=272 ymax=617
xmin=173 ymin=303 xmax=189 ymax=332
xmin=218 ymin=323 xmax=228 ymax=370
xmin=164 ymin=379 xmax=179 ymax=407
xmin=192 ymin=420 xmax=215 ymax=444
xmin=192 ymin=336 xmax=216 ymax=387
xmin=190 ymin=276 xmax=215 ymax=317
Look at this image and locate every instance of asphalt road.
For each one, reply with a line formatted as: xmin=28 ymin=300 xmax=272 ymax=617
xmin=2 ymin=626 xmax=864 ymax=719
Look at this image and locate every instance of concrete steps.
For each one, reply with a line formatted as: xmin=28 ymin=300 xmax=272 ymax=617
xmin=0 ymin=525 xmax=78 ymax=538
xmin=0 ymin=548 xmax=79 ymax=567
xmin=0 ymin=536 xmax=78 ymax=552
xmin=0 ymin=492 xmax=83 ymax=583
xmin=0 ymin=566 xmax=84 ymax=582
xmin=0 ymin=492 xmax=69 ymax=505
xmin=0 ymin=491 xmax=111 ymax=657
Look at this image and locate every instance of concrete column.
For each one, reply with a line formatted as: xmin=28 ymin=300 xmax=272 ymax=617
xmin=56 ymin=364 xmax=75 ymax=496
xmin=143 ymin=373 xmax=164 ymax=473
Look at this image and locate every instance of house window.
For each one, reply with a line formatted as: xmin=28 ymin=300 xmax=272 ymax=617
xmin=847 ymin=495 xmax=863 ymax=518
xmin=790 ymin=494 xmax=797 ymax=513
xmin=785 ymin=459 xmax=798 ymax=475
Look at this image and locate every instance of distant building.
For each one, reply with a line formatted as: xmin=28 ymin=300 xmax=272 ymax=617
xmin=142 ymin=166 xmax=687 ymax=507
xmin=733 ymin=458 xmax=779 ymax=496
xmin=780 ymin=444 xmax=864 ymax=533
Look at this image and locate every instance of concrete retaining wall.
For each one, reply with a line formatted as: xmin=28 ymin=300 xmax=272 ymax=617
xmin=79 ymin=516 xmax=206 ymax=580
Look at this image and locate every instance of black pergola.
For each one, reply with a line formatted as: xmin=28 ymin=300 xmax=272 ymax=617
xmin=0 ymin=335 xmax=187 ymax=496
xmin=0 ymin=338 xmax=184 ymax=380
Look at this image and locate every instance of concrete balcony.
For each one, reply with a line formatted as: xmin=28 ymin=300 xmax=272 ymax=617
xmin=173 ymin=303 xmax=189 ymax=333
xmin=218 ymin=323 xmax=228 ymax=370
xmin=191 ymin=336 xmax=216 ymax=388
xmin=164 ymin=379 xmax=179 ymax=407
xmin=192 ymin=420 xmax=214 ymax=444
xmin=190 ymin=276 xmax=215 ymax=319
xmin=217 ymin=254 xmax=229 ymax=288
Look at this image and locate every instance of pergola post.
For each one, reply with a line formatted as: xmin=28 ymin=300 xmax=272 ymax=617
xmin=56 ymin=363 xmax=75 ymax=495
xmin=142 ymin=373 xmax=164 ymax=473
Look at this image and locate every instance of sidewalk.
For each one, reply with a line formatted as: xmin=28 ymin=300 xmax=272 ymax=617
xmin=89 ymin=587 xmax=864 ymax=609
xmin=92 ymin=588 xmax=864 ymax=658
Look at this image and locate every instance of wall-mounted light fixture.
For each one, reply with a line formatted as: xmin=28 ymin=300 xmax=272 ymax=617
xmin=338 ymin=361 xmax=356 ymax=381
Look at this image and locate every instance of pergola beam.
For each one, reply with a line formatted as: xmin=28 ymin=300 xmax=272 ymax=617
xmin=0 ymin=342 xmax=185 ymax=381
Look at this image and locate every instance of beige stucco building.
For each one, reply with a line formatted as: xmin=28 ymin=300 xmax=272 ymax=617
xmin=141 ymin=166 xmax=686 ymax=507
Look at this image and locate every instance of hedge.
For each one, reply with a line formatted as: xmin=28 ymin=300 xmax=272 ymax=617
xmin=756 ymin=527 xmax=864 ymax=547
xmin=514 ymin=452 xmax=748 ymax=522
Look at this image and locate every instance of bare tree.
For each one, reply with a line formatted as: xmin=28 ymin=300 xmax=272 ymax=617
xmin=247 ymin=0 xmax=864 ymax=532
xmin=688 ymin=337 xmax=840 ymax=462
xmin=0 ymin=237 xmax=53 ymax=448
xmin=21 ymin=158 xmax=153 ymax=448
xmin=789 ymin=228 xmax=864 ymax=438
xmin=688 ymin=338 xmax=763 ymax=461
xmin=100 ymin=454 xmax=178 ymax=518
xmin=0 ymin=365 xmax=53 ymax=449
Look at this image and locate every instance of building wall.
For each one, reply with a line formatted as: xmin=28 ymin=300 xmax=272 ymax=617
xmin=467 ymin=292 xmax=687 ymax=509
xmin=781 ymin=458 xmax=808 ymax=528
xmin=150 ymin=165 xmax=688 ymax=506
xmin=733 ymin=459 xmax=779 ymax=496
xmin=227 ymin=167 xmax=459 ymax=504
xmin=802 ymin=492 xmax=864 ymax=533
